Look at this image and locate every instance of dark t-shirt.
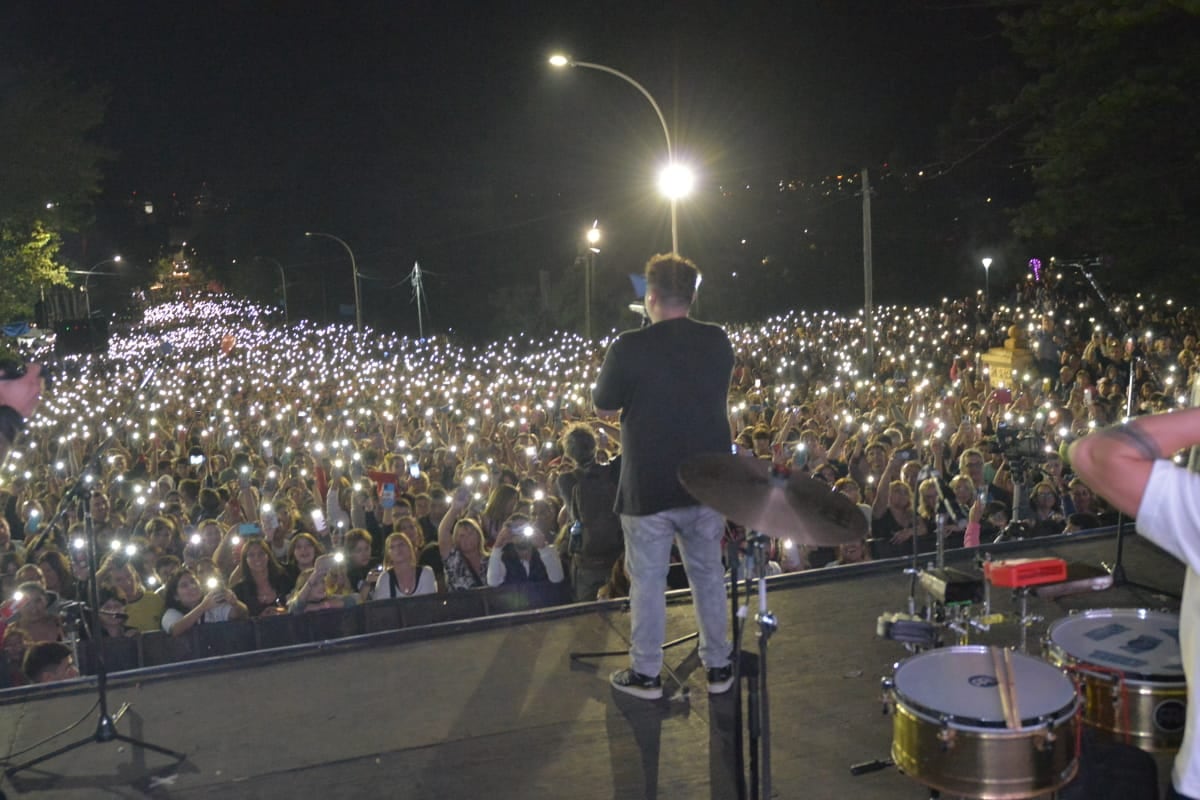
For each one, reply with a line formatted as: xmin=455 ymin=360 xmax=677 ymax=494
xmin=592 ymin=317 xmax=734 ymax=516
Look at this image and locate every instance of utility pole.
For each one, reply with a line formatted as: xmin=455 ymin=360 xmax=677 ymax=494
xmin=861 ymin=168 xmax=875 ymax=378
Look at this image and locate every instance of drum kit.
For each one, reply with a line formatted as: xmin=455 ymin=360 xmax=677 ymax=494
xmin=679 ymin=453 xmax=1186 ymax=800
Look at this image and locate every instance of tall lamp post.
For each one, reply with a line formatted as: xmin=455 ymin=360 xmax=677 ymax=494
xmin=72 ymin=256 xmax=122 ymax=317
xmin=981 ymin=257 xmax=993 ymax=306
xmin=258 ymin=257 xmax=289 ymax=323
xmin=584 ymin=221 xmax=601 ymax=340
xmin=549 ymin=54 xmax=692 ymax=254
xmin=305 ymin=232 xmax=360 ymax=332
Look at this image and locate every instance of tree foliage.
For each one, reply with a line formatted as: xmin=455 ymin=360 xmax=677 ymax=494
xmin=0 ymin=222 xmax=70 ymax=322
xmin=0 ymin=64 xmax=110 ymax=230
xmin=997 ymin=0 xmax=1200 ymax=286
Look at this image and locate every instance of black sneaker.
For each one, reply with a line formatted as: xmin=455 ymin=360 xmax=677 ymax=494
xmin=706 ymin=665 xmax=734 ymax=695
xmin=610 ymin=668 xmax=663 ymax=700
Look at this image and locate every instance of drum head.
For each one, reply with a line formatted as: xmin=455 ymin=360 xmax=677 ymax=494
xmin=1048 ymin=608 xmax=1182 ymax=682
xmin=894 ymin=645 xmax=1076 ymax=728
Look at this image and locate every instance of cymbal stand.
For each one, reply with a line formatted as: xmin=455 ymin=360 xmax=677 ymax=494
xmin=747 ymin=531 xmax=776 ymax=800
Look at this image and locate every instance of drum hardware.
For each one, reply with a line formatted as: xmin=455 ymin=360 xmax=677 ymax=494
xmin=679 ymin=455 xmax=871 ymax=800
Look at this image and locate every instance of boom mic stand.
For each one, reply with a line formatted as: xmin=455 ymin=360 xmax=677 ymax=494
xmin=1073 ymin=265 xmax=1176 ymax=598
xmin=6 ymin=357 xmax=186 ymax=779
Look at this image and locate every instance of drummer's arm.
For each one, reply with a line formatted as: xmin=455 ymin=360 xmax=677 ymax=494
xmin=1068 ymin=410 xmax=1200 ymax=516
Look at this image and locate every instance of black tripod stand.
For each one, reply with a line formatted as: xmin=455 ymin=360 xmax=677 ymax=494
xmin=1074 ymin=264 xmax=1178 ymax=599
xmin=6 ymin=368 xmax=186 ymax=779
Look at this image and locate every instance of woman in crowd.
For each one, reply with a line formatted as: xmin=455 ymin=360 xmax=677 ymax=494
xmin=288 ymin=554 xmax=358 ymax=613
xmin=98 ymin=553 xmax=164 ymax=633
xmin=161 ymin=567 xmax=248 ymax=636
xmin=438 ymin=487 xmax=490 ymax=591
xmin=871 ymin=475 xmax=925 ymax=561
xmin=369 ymin=532 xmax=436 ymax=599
xmin=230 ymin=537 xmax=294 ymax=617
xmin=916 ymin=477 xmax=961 ymax=550
xmin=1023 ymin=480 xmax=1066 ymax=538
xmin=343 ymin=528 xmax=374 ymax=593
xmin=35 ymin=549 xmax=79 ymax=602
xmin=478 ymin=483 xmax=520 ymax=544
xmin=286 ymin=532 xmax=324 ymax=578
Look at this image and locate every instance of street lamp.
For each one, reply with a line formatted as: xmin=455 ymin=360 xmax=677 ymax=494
xmin=73 ymin=256 xmax=122 ymax=317
xmin=981 ymin=257 xmax=993 ymax=306
xmin=584 ymin=221 xmax=601 ymax=340
xmin=258 ymin=257 xmax=288 ymax=323
xmin=305 ymin=232 xmax=360 ymax=332
xmin=549 ymin=53 xmax=692 ymax=254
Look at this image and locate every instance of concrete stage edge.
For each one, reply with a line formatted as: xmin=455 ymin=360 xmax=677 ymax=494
xmin=0 ymin=529 xmax=1183 ymax=799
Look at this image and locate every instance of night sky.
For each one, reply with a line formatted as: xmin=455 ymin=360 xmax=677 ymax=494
xmin=6 ymin=1 xmax=1007 ymax=334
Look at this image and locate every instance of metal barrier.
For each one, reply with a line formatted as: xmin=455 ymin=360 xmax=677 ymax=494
xmin=45 ymin=582 xmax=572 ymax=677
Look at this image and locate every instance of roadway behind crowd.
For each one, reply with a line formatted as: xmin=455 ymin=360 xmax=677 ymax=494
xmin=2 ymin=270 xmax=1196 ymax=686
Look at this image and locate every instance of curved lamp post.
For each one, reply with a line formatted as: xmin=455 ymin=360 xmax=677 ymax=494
xmin=549 ymin=54 xmax=692 ymax=254
xmin=305 ymin=232 xmax=360 ymax=332
xmin=71 ymin=256 xmax=122 ymax=317
xmin=258 ymin=256 xmax=289 ymax=323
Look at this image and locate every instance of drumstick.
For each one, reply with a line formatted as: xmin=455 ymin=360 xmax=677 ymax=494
xmin=991 ymin=647 xmax=1018 ymax=730
xmin=1003 ymin=647 xmax=1021 ymax=726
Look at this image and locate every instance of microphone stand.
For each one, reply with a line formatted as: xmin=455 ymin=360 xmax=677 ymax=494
xmin=1073 ymin=265 xmax=1175 ymax=598
xmin=6 ymin=357 xmax=186 ymax=778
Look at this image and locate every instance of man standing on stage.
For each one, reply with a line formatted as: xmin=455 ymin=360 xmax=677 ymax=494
xmin=593 ymin=253 xmax=734 ymax=700
xmin=1070 ymin=411 xmax=1200 ymax=800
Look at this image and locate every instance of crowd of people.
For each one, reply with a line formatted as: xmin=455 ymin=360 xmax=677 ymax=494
xmin=0 ymin=266 xmax=1195 ymax=687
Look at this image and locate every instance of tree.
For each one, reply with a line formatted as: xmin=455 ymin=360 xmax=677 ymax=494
xmin=996 ymin=1 xmax=1200 ymax=287
xmin=0 ymin=222 xmax=70 ymax=322
xmin=0 ymin=64 xmax=110 ymax=231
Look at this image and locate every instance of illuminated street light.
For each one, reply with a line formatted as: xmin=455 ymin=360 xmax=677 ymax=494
xmin=658 ymin=163 xmax=695 ymax=201
xmin=981 ymin=256 xmax=993 ymax=306
xmin=584 ymin=220 xmax=601 ymax=340
xmin=305 ymin=232 xmax=360 ymax=332
xmin=69 ymin=256 xmax=122 ymax=317
xmin=549 ymin=53 xmax=688 ymax=254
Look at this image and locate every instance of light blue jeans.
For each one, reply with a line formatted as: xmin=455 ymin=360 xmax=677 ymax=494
xmin=621 ymin=506 xmax=731 ymax=677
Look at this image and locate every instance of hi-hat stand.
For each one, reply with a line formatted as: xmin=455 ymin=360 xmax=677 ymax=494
xmin=6 ymin=356 xmax=186 ymax=779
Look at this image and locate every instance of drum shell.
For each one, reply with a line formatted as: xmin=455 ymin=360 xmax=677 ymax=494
xmin=1045 ymin=650 xmax=1186 ymax=752
xmin=889 ymin=696 xmax=1079 ymax=799
xmin=1044 ymin=608 xmax=1187 ymax=752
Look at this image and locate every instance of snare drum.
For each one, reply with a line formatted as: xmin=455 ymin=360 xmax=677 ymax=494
xmin=1045 ymin=608 xmax=1186 ymax=751
xmin=885 ymin=645 xmax=1079 ymax=799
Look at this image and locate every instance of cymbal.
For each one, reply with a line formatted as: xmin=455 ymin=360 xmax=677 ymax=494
xmin=679 ymin=454 xmax=868 ymax=546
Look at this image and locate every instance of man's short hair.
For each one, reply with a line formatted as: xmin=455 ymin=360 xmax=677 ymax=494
xmin=562 ymin=423 xmax=597 ymax=465
xmin=23 ymin=641 xmax=73 ymax=683
xmin=645 ymin=253 xmax=699 ymax=307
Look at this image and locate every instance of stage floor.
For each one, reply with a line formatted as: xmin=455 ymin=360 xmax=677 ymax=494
xmin=0 ymin=531 xmax=1182 ymax=799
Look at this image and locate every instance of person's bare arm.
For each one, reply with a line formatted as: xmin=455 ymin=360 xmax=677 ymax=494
xmin=1068 ymin=410 xmax=1200 ymax=516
